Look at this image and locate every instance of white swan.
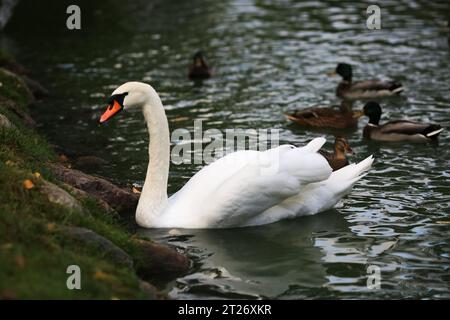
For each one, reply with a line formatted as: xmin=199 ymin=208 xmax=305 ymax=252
xmin=99 ymin=82 xmax=374 ymax=229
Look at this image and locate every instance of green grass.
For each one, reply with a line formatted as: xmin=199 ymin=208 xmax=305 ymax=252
xmin=0 ymin=65 xmax=149 ymax=299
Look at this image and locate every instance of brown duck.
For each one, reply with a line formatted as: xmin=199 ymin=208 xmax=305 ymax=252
xmin=329 ymin=63 xmax=404 ymax=100
xmin=188 ymin=51 xmax=212 ymax=79
xmin=285 ymin=101 xmax=359 ymax=129
xmin=319 ymin=137 xmax=354 ymax=171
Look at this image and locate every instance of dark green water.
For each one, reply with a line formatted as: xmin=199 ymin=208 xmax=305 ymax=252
xmin=4 ymin=0 xmax=449 ymax=298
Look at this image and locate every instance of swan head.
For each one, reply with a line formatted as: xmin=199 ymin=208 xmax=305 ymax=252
xmin=99 ymin=82 xmax=155 ymax=123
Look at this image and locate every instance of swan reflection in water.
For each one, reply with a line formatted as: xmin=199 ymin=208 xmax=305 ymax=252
xmin=139 ymin=210 xmax=387 ymax=299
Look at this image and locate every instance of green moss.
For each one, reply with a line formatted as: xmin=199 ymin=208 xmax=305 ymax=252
xmin=0 ymin=68 xmax=33 ymax=108
xmin=0 ymin=54 xmax=150 ymax=299
xmin=0 ymin=50 xmax=16 ymax=65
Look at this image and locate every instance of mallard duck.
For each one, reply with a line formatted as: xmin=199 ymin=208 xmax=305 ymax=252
xmin=285 ymin=101 xmax=359 ymax=129
xmin=329 ymin=63 xmax=404 ymax=99
xmin=319 ymin=137 xmax=354 ymax=171
xmin=188 ymin=51 xmax=211 ymax=79
xmin=356 ymin=101 xmax=444 ymax=142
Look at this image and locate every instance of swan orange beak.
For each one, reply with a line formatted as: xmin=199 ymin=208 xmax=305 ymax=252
xmin=99 ymin=100 xmax=123 ymax=123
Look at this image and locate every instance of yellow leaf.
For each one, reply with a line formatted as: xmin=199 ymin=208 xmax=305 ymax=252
xmin=5 ymin=160 xmax=15 ymax=166
xmin=94 ymin=270 xmax=114 ymax=282
xmin=47 ymin=222 xmax=56 ymax=232
xmin=34 ymin=172 xmax=41 ymax=179
xmin=132 ymin=187 xmax=141 ymax=194
xmin=23 ymin=179 xmax=34 ymax=190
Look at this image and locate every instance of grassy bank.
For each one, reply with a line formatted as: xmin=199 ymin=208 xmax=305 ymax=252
xmin=0 ymin=53 xmax=184 ymax=299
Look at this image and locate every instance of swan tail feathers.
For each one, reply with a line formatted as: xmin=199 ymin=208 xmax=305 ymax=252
xmin=303 ymin=137 xmax=327 ymax=153
xmin=330 ymin=155 xmax=373 ymax=181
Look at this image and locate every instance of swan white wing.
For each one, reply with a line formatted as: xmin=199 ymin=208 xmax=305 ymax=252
xmin=244 ymin=155 xmax=374 ymax=226
xmin=157 ymin=138 xmax=332 ymax=228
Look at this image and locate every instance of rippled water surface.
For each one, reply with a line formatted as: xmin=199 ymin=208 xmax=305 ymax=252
xmin=6 ymin=0 xmax=450 ymax=298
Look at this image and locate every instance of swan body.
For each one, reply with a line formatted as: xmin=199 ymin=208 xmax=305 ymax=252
xmin=100 ymin=82 xmax=373 ymax=229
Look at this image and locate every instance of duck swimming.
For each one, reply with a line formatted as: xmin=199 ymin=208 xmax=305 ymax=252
xmin=329 ymin=63 xmax=404 ymax=99
xmin=285 ymin=101 xmax=360 ymax=129
xmin=319 ymin=137 xmax=354 ymax=171
xmin=188 ymin=51 xmax=211 ymax=79
xmin=99 ymin=82 xmax=374 ymax=228
xmin=357 ymin=101 xmax=443 ymax=142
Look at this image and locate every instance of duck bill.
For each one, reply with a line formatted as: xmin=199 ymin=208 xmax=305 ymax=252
xmin=346 ymin=148 xmax=355 ymax=156
xmin=195 ymin=58 xmax=204 ymax=67
xmin=99 ymin=100 xmax=123 ymax=123
xmin=327 ymin=70 xmax=337 ymax=77
xmin=353 ymin=110 xmax=364 ymax=119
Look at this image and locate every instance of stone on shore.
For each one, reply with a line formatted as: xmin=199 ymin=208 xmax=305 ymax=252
xmin=0 ymin=96 xmax=35 ymax=127
xmin=132 ymin=238 xmax=190 ymax=279
xmin=74 ymin=155 xmax=109 ymax=170
xmin=0 ymin=113 xmax=15 ymax=129
xmin=60 ymin=226 xmax=134 ymax=268
xmin=40 ymin=180 xmax=84 ymax=213
xmin=62 ymin=182 xmax=117 ymax=215
xmin=139 ymin=280 xmax=159 ymax=299
xmin=48 ymin=163 xmax=139 ymax=216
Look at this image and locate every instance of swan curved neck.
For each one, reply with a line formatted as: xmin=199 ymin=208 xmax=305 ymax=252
xmin=136 ymin=92 xmax=170 ymax=227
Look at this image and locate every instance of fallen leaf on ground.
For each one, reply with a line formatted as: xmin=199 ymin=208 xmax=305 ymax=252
xmin=34 ymin=172 xmax=41 ymax=178
xmin=23 ymin=179 xmax=34 ymax=189
xmin=94 ymin=270 xmax=115 ymax=282
xmin=132 ymin=187 xmax=141 ymax=194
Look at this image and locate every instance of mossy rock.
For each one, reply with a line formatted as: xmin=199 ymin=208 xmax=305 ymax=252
xmin=0 ymin=68 xmax=34 ymax=108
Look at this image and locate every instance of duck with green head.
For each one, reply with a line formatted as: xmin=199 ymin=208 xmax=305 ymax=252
xmin=188 ymin=51 xmax=212 ymax=79
xmin=329 ymin=63 xmax=404 ymax=100
xmin=356 ymin=101 xmax=443 ymax=142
